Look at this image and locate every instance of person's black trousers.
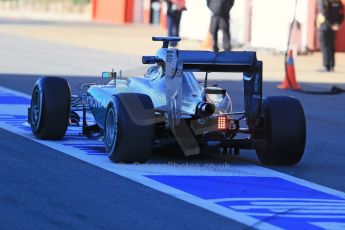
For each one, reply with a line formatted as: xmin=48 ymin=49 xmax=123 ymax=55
xmin=210 ymin=15 xmax=231 ymax=52
xmin=167 ymin=10 xmax=182 ymax=47
xmin=319 ymin=24 xmax=335 ymax=70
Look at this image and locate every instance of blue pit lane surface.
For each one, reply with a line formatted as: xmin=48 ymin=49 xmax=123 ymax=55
xmin=1 ymin=86 xmax=345 ymax=230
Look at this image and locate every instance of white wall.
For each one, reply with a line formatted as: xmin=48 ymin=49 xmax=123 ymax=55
xmin=297 ymin=0 xmax=309 ymax=52
xmin=179 ymin=0 xmax=309 ymax=51
xmin=180 ymin=0 xmax=211 ymax=41
xmin=133 ymin=0 xmax=144 ymax=23
xmin=250 ymin=0 xmax=309 ymax=51
xmin=180 ymin=0 xmax=246 ymax=45
xmin=231 ymin=0 xmax=246 ymax=45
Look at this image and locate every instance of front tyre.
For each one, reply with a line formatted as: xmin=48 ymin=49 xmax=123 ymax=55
xmin=104 ymin=93 xmax=155 ymax=163
xmin=255 ymin=96 xmax=306 ymax=165
xmin=30 ymin=77 xmax=71 ymax=139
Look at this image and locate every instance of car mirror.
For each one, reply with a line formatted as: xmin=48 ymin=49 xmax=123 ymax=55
xmin=205 ymin=87 xmax=226 ymax=95
xmin=102 ymin=72 xmax=115 ymax=78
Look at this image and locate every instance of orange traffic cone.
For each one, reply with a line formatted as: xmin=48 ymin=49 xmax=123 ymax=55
xmin=278 ymin=49 xmax=302 ymax=90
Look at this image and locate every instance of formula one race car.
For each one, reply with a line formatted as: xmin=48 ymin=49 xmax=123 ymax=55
xmin=28 ymin=37 xmax=306 ymax=165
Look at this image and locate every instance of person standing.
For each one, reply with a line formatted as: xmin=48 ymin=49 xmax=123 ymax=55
xmin=317 ymin=0 xmax=344 ymax=72
xmin=166 ymin=0 xmax=187 ymax=47
xmin=207 ymin=0 xmax=234 ymax=52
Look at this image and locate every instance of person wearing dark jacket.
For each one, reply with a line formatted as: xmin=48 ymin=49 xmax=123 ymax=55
xmin=317 ymin=0 xmax=344 ymax=72
xmin=207 ymin=0 xmax=234 ymax=52
xmin=166 ymin=0 xmax=186 ymax=47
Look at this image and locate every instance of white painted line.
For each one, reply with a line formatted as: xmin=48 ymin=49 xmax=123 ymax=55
xmin=208 ymin=198 xmax=345 ymax=203
xmin=238 ymin=213 xmax=345 ymax=218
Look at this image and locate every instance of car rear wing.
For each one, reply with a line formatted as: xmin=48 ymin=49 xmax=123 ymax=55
xmin=143 ymin=36 xmax=260 ymax=73
xmin=142 ymin=50 xmax=259 ymax=73
xmin=142 ymin=37 xmax=263 ymax=128
xmin=178 ymin=50 xmax=258 ymax=73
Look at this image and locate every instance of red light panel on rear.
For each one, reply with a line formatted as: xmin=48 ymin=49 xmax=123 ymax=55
xmin=217 ymin=116 xmax=227 ymax=130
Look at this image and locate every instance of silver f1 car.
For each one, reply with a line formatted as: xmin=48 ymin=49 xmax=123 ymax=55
xmin=28 ymin=37 xmax=306 ymax=165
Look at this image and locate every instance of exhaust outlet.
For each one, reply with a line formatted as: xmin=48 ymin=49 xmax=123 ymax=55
xmin=196 ymin=102 xmax=215 ymax=117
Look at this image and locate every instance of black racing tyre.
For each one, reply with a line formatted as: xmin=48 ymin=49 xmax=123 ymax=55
xmin=30 ymin=77 xmax=71 ymax=139
xmin=104 ymin=93 xmax=155 ymax=163
xmin=255 ymin=96 xmax=306 ymax=165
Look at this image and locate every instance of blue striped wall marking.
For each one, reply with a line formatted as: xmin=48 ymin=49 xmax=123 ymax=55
xmin=0 ymin=113 xmax=105 ymax=155
xmin=0 ymin=91 xmax=30 ymax=104
xmin=1 ymin=86 xmax=345 ymax=229
xmin=146 ymin=175 xmax=345 ymax=229
xmin=0 ymin=88 xmax=105 ymax=156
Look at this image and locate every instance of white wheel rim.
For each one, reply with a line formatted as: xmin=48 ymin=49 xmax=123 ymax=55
xmin=31 ymin=88 xmax=42 ymax=130
xmin=105 ymin=107 xmax=118 ymax=151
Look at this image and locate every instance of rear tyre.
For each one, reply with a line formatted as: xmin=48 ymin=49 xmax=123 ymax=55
xmin=255 ymin=96 xmax=306 ymax=165
xmin=30 ymin=77 xmax=71 ymax=139
xmin=104 ymin=93 xmax=155 ymax=163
